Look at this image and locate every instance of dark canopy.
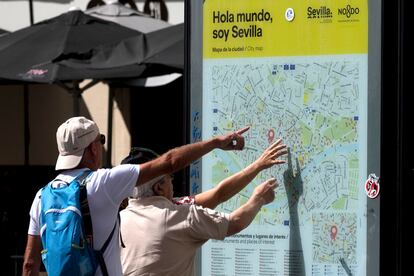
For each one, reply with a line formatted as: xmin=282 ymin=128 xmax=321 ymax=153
xmin=0 ymin=8 xmax=184 ymax=84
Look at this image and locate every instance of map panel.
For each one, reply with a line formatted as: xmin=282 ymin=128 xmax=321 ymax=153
xmin=201 ymin=56 xmax=367 ymax=275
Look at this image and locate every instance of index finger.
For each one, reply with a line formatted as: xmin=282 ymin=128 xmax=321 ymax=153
xmin=235 ymin=126 xmax=250 ymax=135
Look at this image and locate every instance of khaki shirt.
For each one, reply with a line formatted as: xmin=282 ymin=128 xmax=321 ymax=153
xmin=120 ymin=196 xmax=229 ymax=276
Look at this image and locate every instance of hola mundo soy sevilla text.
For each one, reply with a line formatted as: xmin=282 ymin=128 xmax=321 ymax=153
xmin=211 ymin=9 xmax=273 ymax=42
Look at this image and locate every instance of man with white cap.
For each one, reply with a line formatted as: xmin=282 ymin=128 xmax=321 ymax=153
xmin=22 ymin=116 xmax=249 ymax=276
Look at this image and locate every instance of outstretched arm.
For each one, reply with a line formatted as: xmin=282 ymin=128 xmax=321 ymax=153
xmin=195 ymin=139 xmax=287 ymax=209
xmin=22 ymin=234 xmax=42 ymax=276
xmin=226 ymin=178 xmax=277 ymax=236
xmin=136 ymin=127 xmax=250 ymax=186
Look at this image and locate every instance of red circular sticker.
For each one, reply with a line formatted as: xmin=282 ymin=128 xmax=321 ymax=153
xmin=365 ymin=174 xmax=380 ymax=199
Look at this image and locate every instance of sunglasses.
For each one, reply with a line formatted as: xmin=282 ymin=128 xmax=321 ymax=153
xmin=98 ymin=134 xmax=106 ymax=145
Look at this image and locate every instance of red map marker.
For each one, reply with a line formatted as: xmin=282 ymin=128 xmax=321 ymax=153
xmin=268 ymin=129 xmax=275 ymax=144
xmin=330 ymin=225 xmax=337 ymax=241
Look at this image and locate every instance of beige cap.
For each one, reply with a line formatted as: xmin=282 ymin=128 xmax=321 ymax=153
xmin=55 ymin=116 xmax=99 ymax=170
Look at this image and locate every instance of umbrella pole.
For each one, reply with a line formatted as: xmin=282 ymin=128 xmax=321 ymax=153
xmin=55 ymin=81 xmax=81 ymax=116
xmin=28 ymin=0 xmax=34 ymax=25
xmin=72 ymin=81 xmax=82 ymax=116
xmin=57 ymin=80 xmax=101 ymax=116
xmin=24 ymin=0 xmax=33 ymax=166
xmin=107 ymin=87 xmax=114 ymax=168
xmin=24 ymin=84 xmax=30 ymax=165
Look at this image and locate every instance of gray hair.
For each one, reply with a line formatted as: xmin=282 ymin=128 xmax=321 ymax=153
xmin=130 ymin=175 xmax=166 ymax=199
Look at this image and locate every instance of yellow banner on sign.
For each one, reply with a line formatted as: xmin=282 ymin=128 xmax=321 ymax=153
xmin=203 ymin=0 xmax=368 ymax=58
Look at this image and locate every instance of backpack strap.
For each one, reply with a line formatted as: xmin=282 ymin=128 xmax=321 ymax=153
xmin=78 ymin=170 xmax=120 ymax=276
xmin=79 ymin=171 xmax=93 ymax=240
xmin=93 ymin=214 xmax=120 ymax=276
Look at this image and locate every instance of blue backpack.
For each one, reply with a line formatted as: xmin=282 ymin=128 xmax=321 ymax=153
xmin=40 ymin=170 xmax=117 ymax=276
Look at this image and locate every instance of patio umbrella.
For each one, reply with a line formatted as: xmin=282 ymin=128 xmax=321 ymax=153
xmin=58 ymin=22 xmax=183 ymax=78
xmin=142 ymin=22 xmax=183 ymax=71
xmin=0 ymin=10 xmax=149 ymax=84
xmin=84 ymin=2 xmax=184 ymax=92
xmin=84 ymin=2 xmax=183 ymax=74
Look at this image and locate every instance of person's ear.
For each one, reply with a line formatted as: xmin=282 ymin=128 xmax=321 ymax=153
xmin=153 ymin=183 xmax=164 ymax=196
xmin=89 ymin=141 xmax=98 ymax=156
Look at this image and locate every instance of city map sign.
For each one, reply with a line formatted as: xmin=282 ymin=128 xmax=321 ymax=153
xmin=195 ymin=0 xmax=369 ymax=275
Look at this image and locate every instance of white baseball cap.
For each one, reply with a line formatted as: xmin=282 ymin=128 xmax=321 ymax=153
xmin=55 ymin=116 xmax=99 ymax=170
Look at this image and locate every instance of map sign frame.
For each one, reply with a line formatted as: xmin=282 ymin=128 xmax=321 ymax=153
xmin=189 ymin=0 xmax=380 ymax=275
